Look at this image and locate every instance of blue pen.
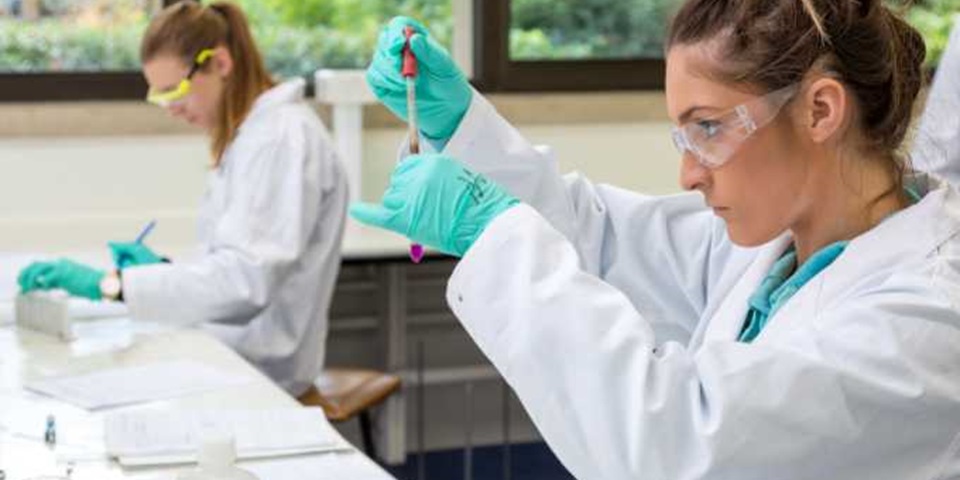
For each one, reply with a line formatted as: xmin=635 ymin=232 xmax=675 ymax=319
xmin=44 ymin=414 xmax=56 ymax=447
xmin=134 ymin=219 xmax=157 ymax=244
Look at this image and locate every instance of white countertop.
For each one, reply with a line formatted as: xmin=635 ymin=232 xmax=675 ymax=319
xmin=0 ymin=316 xmax=396 ymax=480
xmin=341 ymin=220 xmax=444 ymax=261
xmin=343 ymin=223 xmax=404 ymax=258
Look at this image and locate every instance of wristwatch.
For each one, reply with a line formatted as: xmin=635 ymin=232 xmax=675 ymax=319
xmin=99 ymin=270 xmax=123 ymax=301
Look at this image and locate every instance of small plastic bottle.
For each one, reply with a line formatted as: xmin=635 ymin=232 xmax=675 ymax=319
xmin=177 ymin=433 xmax=258 ymax=480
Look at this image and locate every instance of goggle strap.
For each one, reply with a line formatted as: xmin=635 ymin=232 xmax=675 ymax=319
xmin=736 ymin=105 xmax=757 ymax=134
xmin=195 ymin=49 xmax=215 ymax=65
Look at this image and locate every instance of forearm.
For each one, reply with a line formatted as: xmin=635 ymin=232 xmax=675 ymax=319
xmin=441 ymin=91 xmax=582 ymax=244
xmin=122 ymin=252 xmax=278 ymax=326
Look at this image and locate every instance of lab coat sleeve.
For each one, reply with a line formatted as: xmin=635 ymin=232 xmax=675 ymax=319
xmin=914 ymin=17 xmax=960 ymax=184
xmin=123 ymin=122 xmax=319 ymax=327
xmin=447 ymin=204 xmax=960 ymax=480
xmin=440 ymin=92 xmax=729 ymax=341
xmin=441 ymin=91 xmax=581 ymax=247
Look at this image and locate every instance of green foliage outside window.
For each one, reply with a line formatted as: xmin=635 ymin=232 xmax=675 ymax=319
xmin=0 ymin=0 xmax=451 ymax=76
xmin=0 ymin=0 xmax=956 ymax=77
xmin=904 ymin=0 xmax=958 ymax=67
xmin=510 ymin=0 xmax=959 ymax=67
xmin=232 ymin=0 xmax=452 ymax=73
xmin=510 ymin=0 xmax=681 ymax=60
xmin=0 ymin=0 xmax=148 ymax=71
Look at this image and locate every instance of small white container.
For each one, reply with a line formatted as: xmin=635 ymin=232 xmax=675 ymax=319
xmin=15 ymin=291 xmax=73 ymax=341
xmin=177 ymin=433 xmax=258 ymax=480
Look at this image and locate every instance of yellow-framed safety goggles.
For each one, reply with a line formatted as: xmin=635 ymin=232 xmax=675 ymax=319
xmin=146 ymin=48 xmax=215 ymax=107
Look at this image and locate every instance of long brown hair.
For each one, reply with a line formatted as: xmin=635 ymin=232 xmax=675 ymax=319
xmin=141 ymin=1 xmax=276 ymax=165
xmin=666 ymin=0 xmax=926 ymax=191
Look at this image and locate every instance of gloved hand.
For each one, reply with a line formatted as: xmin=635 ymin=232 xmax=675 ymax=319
xmin=350 ymin=154 xmax=519 ymax=257
xmin=18 ymin=259 xmax=105 ymax=301
xmin=366 ymin=16 xmax=472 ymax=140
xmin=109 ymin=241 xmax=164 ymax=269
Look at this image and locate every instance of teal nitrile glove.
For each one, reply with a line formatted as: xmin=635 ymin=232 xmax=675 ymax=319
xmin=108 ymin=241 xmax=164 ymax=269
xmin=366 ymin=16 xmax=472 ymax=140
xmin=17 ymin=259 xmax=105 ymax=301
xmin=350 ymin=154 xmax=519 ymax=257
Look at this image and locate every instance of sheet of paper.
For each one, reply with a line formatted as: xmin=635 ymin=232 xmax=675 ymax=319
xmin=129 ymin=453 xmax=395 ymax=480
xmin=105 ymin=408 xmax=349 ymax=466
xmin=239 ymin=452 xmax=395 ymax=480
xmin=25 ymin=360 xmax=253 ymax=410
xmin=0 ymin=392 xmax=106 ymax=455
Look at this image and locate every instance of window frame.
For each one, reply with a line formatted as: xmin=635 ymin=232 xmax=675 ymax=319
xmin=0 ymin=0 xmax=666 ymax=102
xmin=0 ymin=72 xmax=148 ymax=102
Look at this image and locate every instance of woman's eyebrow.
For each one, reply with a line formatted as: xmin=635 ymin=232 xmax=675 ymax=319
xmin=678 ymin=106 xmax=720 ymax=123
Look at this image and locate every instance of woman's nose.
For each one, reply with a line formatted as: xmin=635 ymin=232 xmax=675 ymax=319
xmin=167 ymin=102 xmax=186 ymax=118
xmin=679 ymin=152 xmax=710 ymax=192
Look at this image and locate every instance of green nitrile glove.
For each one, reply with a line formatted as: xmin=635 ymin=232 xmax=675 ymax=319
xmin=109 ymin=241 xmax=164 ymax=269
xmin=18 ymin=259 xmax=105 ymax=301
xmin=350 ymin=154 xmax=519 ymax=257
xmin=366 ymin=16 xmax=472 ymax=140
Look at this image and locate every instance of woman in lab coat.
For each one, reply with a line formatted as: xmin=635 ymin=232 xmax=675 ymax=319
xmin=353 ymin=2 xmax=960 ymax=479
xmin=18 ymin=1 xmax=348 ymax=397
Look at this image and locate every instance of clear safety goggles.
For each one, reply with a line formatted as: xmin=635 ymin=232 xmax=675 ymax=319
xmin=146 ymin=48 xmax=215 ymax=107
xmin=671 ymin=84 xmax=799 ymax=169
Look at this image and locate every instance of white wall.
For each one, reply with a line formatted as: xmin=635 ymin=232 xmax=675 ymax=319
xmin=0 ymin=135 xmax=206 ymax=252
xmin=362 ymin=123 xmax=681 ymax=199
xmin=0 ymin=121 xmax=681 ymax=252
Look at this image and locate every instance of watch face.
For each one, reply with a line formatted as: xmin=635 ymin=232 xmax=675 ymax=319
xmin=100 ymin=275 xmax=121 ymax=298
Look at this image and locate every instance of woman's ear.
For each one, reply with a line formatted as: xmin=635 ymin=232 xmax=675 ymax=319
xmin=211 ymin=46 xmax=234 ymax=79
xmin=801 ymin=77 xmax=849 ymax=144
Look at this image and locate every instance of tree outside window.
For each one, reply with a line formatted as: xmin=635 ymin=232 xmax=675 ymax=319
xmin=0 ymin=0 xmax=955 ymax=84
xmin=0 ymin=0 xmax=451 ymax=78
xmin=509 ymin=0 xmax=959 ymax=67
xmin=510 ymin=0 xmax=681 ymax=61
xmin=905 ymin=0 xmax=958 ymax=67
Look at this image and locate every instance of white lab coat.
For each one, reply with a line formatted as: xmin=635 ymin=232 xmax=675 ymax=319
xmin=914 ymin=15 xmax=960 ymax=185
xmin=124 ymin=79 xmax=348 ymax=396
xmin=439 ymin=93 xmax=960 ymax=479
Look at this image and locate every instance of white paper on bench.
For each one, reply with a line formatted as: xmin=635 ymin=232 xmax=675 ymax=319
xmin=105 ymin=408 xmax=347 ymax=466
xmin=25 ymin=360 xmax=253 ymax=410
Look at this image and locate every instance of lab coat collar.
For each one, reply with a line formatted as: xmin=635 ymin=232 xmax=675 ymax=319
xmin=756 ymin=174 xmax=960 ymax=343
xmin=838 ymin=173 xmax=956 ymax=268
xmin=240 ymin=78 xmax=307 ymax=130
xmin=700 ymin=173 xmax=960 ymax=346
xmin=699 ymin=234 xmax=792 ymax=346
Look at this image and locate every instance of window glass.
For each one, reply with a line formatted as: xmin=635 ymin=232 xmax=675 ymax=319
xmin=0 ymin=0 xmax=453 ymax=77
xmin=509 ymin=0 xmax=682 ymax=61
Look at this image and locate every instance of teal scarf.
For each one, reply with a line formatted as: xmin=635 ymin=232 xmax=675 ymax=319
xmin=738 ymin=186 xmax=922 ymax=342
xmin=738 ymin=241 xmax=848 ymax=343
